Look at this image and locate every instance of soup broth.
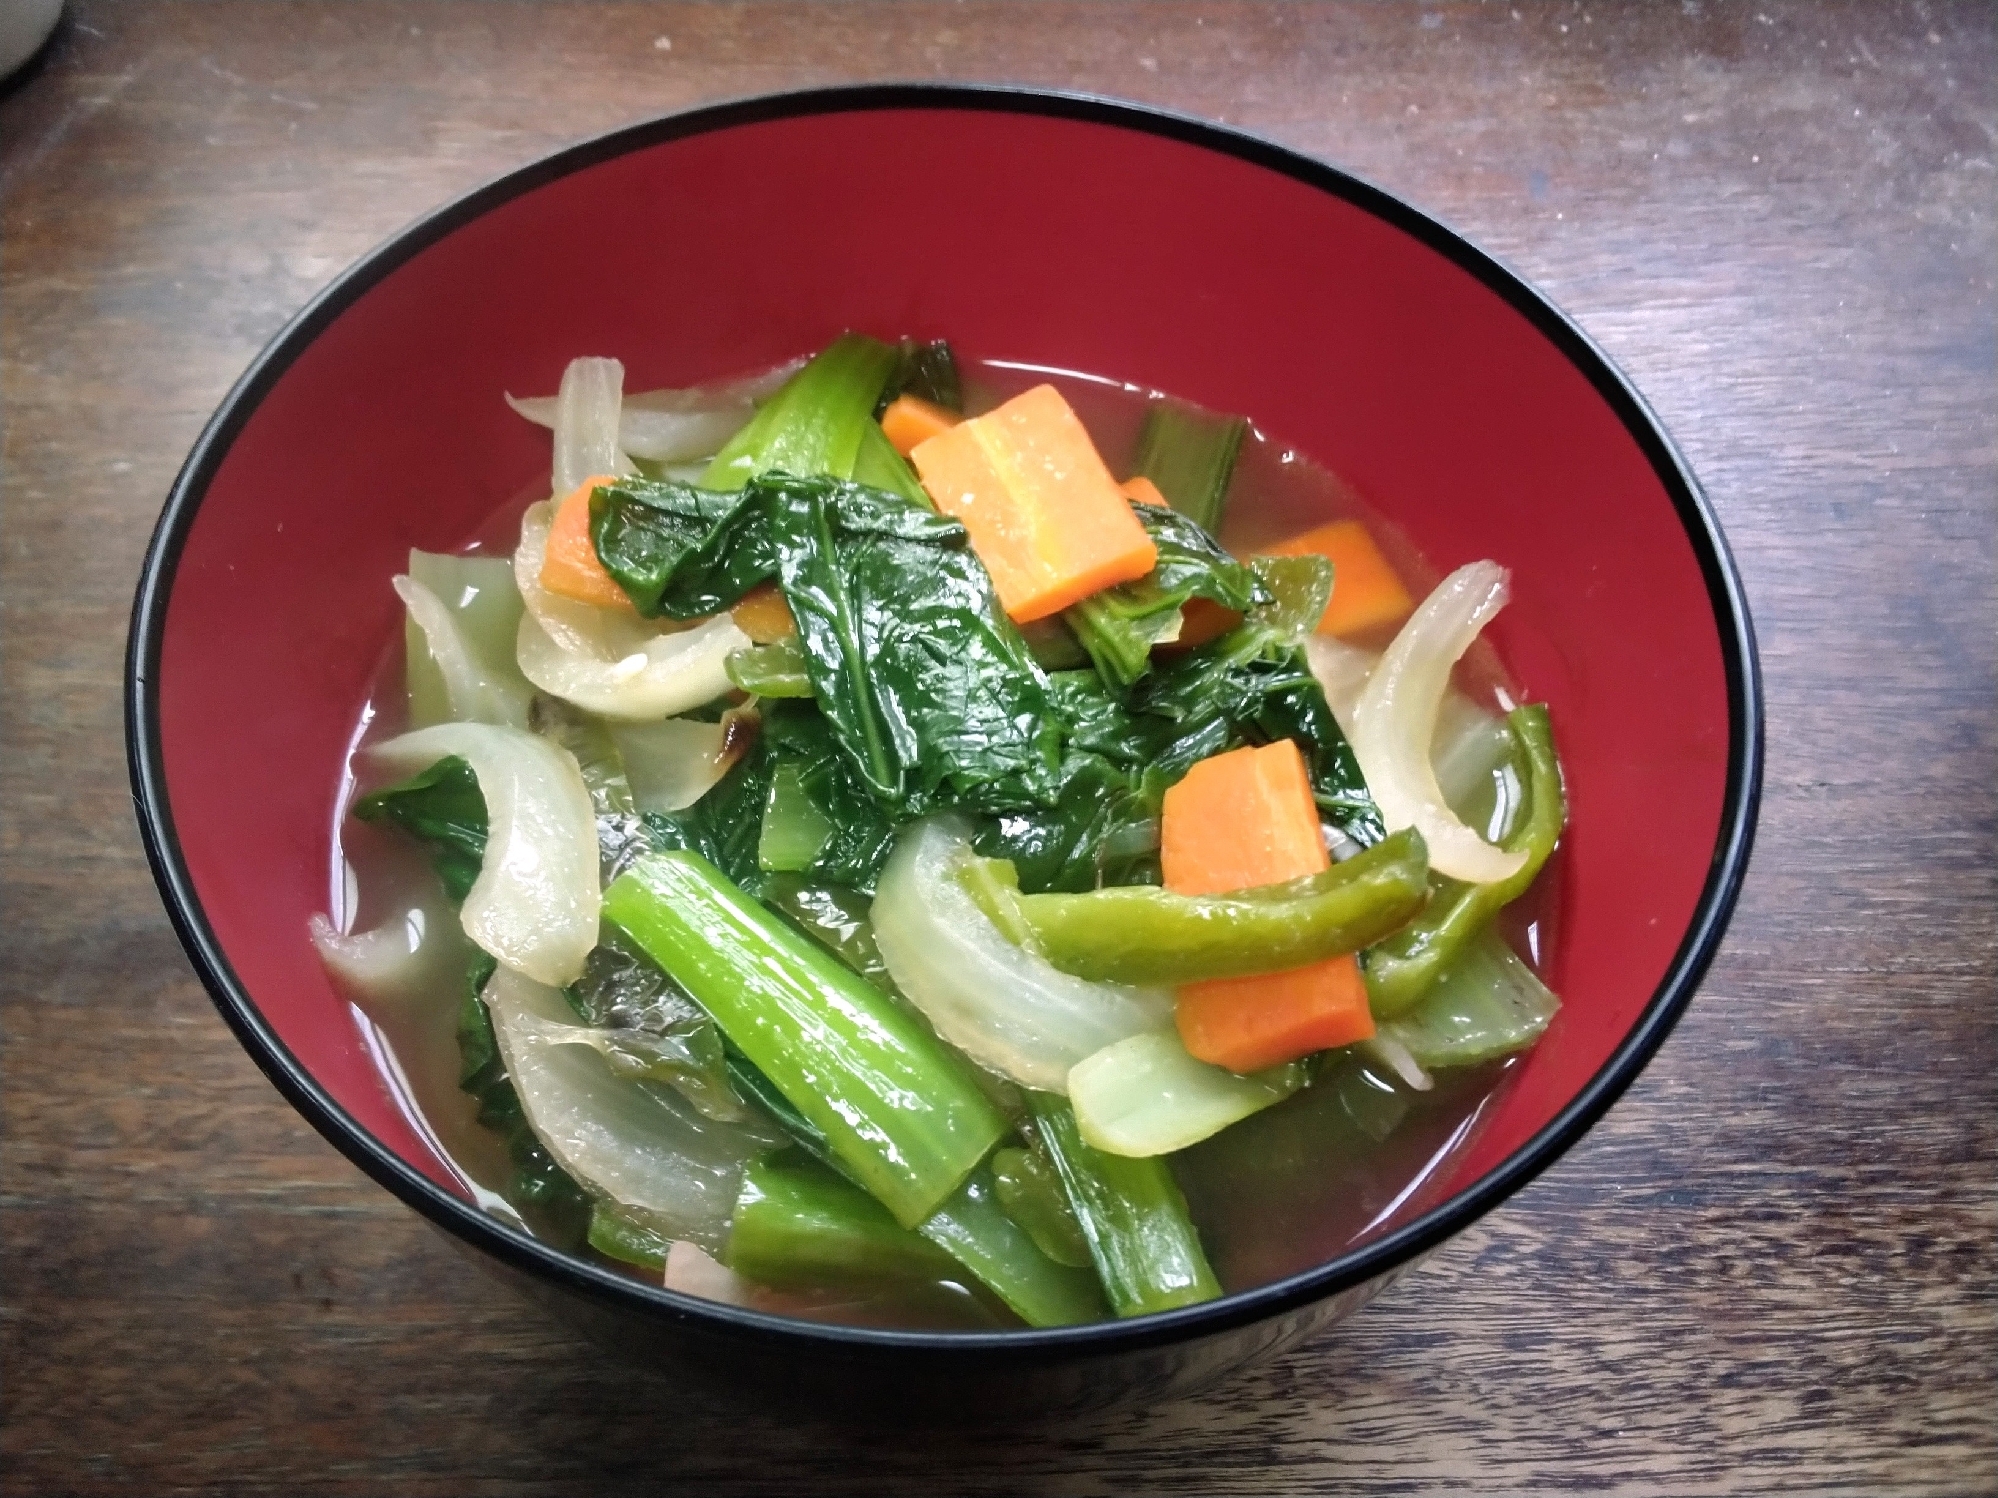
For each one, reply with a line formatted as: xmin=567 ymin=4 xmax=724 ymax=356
xmin=325 ymin=353 xmax=1563 ymax=1328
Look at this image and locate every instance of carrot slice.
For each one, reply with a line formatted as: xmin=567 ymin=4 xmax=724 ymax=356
xmin=880 ymin=395 xmax=960 ymax=457
xmin=1176 ymin=955 xmax=1373 ymax=1073
xmin=1263 ymin=519 xmax=1414 ymax=637
xmin=910 ymin=384 xmax=1158 ymax=623
xmin=1161 ymin=741 xmax=1327 ymax=895
xmin=730 ymin=582 xmax=797 ymax=642
xmin=1159 ymin=740 xmax=1374 ymax=1071
xmin=1120 ymin=475 xmax=1169 ymax=509
xmin=541 ymin=475 xmax=637 ymax=613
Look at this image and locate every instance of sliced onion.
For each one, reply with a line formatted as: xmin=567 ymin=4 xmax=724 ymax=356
xmin=664 ymin=1240 xmax=758 ymax=1303
xmin=485 ymin=967 xmax=782 ymax=1255
xmin=308 ymin=876 xmax=468 ymax=1016
xmin=544 ymin=357 xmax=636 ymax=497
xmin=369 ymin=722 xmax=600 ymax=986
xmin=404 ymin=552 xmax=529 ymax=730
xmin=512 ymin=500 xmax=746 ymax=720
xmin=1349 ymin=561 xmax=1528 ymax=884
xmin=508 ymin=358 xmax=803 ymax=464
xmin=607 ymin=716 xmax=732 ymax=813
xmin=871 ymin=819 xmax=1174 ymax=1093
xmin=1068 ymin=1031 xmax=1304 ymax=1157
xmin=1303 ymin=634 xmax=1378 ymax=737
xmin=395 ymin=574 xmax=532 ymax=729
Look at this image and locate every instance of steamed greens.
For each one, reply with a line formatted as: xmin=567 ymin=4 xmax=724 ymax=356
xmin=314 ymin=332 xmax=1569 ymax=1331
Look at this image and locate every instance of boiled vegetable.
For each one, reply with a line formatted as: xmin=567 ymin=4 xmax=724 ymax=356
xmin=976 ymin=828 xmax=1428 ymax=986
xmin=483 ymin=965 xmax=783 ymax=1255
xmin=604 ymin=851 xmax=1009 ymax=1227
xmin=1264 ymin=519 xmax=1414 ymax=638
xmin=1349 ymin=560 xmax=1527 ymax=885
xmin=541 ymin=476 xmax=638 ymax=612
xmin=1068 ymin=1031 xmax=1305 ymax=1157
xmin=1365 ymin=704 xmax=1565 ymax=1017
xmin=871 ymin=818 xmax=1175 ymax=1093
xmin=701 ymin=333 xmax=901 ymax=491
xmin=1129 ymin=398 xmax=1247 ymax=534
xmin=1378 ymin=927 xmax=1560 ymax=1067
xmin=400 ymin=552 xmax=532 ymax=730
xmin=546 ymin=356 xmax=636 ymax=498
xmin=880 ymin=394 xmax=959 ymax=456
xmin=728 ymin=1152 xmax=962 ymax=1289
xmin=1029 ymin=1093 xmax=1222 ymax=1317
xmin=910 ymin=384 xmax=1159 ymax=623
xmin=366 ymin=725 xmax=600 ymax=987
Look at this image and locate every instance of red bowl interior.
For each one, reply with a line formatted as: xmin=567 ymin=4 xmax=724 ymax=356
xmin=144 ymin=96 xmax=1744 ymax=1316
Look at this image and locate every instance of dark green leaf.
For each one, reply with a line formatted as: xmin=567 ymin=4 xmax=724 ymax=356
xmin=352 ymin=755 xmax=487 ymax=903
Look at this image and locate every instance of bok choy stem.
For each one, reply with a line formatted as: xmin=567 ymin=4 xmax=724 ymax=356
xmin=1028 ymin=1093 xmax=1222 ymax=1318
xmin=728 ymin=1153 xmax=961 ymax=1289
xmin=700 ymin=334 xmax=901 ymax=492
xmin=1131 ymin=400 xmax=1248 ymax=534
xmin=603 ymin=851 xmax=1008 ymax=1227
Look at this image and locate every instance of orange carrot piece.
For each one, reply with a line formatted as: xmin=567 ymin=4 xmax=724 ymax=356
xmin=880 ymin=395 xmax=960 ymax=457
xmin=910 ymin=384 xmax=1158 ymax=623
xmin=1263 ymin=519 xmax=1414 ymax=638
xmin=1160 ymin=740 xmax=1374 ymax=1070
xmin=1163 ymin=597 xmax=1241 ymax=652
xmin=541 ymin=475 xmax=637 ymax=613
xmin=1177 ymin=955 xmax=1373 ymax=1072
xmin=1160 ymin=741 xmax=1327 ymax=895
xmin=730 ymin=582 xmax=797 ymax=643
xmin=1120 ymin=475 xmax=1169 ymax=509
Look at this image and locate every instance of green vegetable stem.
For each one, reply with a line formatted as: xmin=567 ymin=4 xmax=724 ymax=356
xmin=1029 ymin=1093 xmax=1222 ymax=1318
xmin=727 ymin=1153 xmax=961 ymax=1289
xmin=604 ymin=851 xmax=1008 ymax=1228
xmin=1131 ymin=398 xmax=1248 ymax=535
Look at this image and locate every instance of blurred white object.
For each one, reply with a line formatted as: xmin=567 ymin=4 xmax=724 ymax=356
xmin=0 ymin=0 xmax=62 ymax=80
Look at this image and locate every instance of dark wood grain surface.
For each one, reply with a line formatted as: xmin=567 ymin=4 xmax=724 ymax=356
xmin=3 ymin=2 xmax=1992 ymax=1493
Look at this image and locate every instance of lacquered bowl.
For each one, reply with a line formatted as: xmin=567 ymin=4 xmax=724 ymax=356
xmin=127 ymin=85 xmax=1760 ymax=1413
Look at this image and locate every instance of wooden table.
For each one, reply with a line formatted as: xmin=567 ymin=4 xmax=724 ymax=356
xmin=3 ymin=3 xmax=1991 ymax=1492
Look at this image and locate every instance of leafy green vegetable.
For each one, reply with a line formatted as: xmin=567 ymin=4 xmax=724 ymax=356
xmin=878 ymin=336 xmax=963 ymax=414
xmin=589 ymin=1201 xmax=672 ymax=1272
xmin=351 ymin=755 xmax=488 ymax=902
xmin=915 ymin=1161 xmax=1108 ymax=1327
xmin=1131 ymin=398 xmax=1248 ymax=533
xmin=1378 ymin=928 xmax=1560 ymax=1069
xmin=561 ymin=936 xmax=743 ymax=1121
xmin=850 ymin=417 xmax=932 ymax=507
xmin=1064 ymin=504 xmax=1269 ymax=689
xmin=1250 ymin=554 xmax=1334 ymax=639
xmin=990 ymin=1144 xmax=1093 ymax=1269
xmin=700 ymin=333 xmax=901 ymax=492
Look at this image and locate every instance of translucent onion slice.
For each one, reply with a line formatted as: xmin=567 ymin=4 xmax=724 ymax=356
xmin=871 ymin=819 xmax=1174 ymax=1093
xmin=507 ymin=358 xmax=803 ymax=464
xmin=1067 ymin=1031 xmax=1305 ymax=1158
xmin=403 ymin=552 xmax=529 ymax=730
xmin=369 ymin=722 xmax=600 ymax=986
xmin=664 ymin=1240 xmax=758 ymax=1303
xmin=1348 ymin=561 xmax=1528 ymax=884
xmin=606 ymin=716 xmax=733 ymax=813
xmin=545 ymin=356 xmax=636 ymax=497
xmin=511 ymin=500 xmax=746 ymax=721
xmin=308 ymin=877 xmax=468 ymax=1015
xmin=485 ymin=966 xmax=782 ymax=1256
xmin=394 ymin=574 xmax=532 ymax=729
xmin=1307 ymin=633 xmax=1521 ymax=837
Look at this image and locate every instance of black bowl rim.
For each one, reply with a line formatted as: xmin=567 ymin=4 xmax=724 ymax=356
xmin=126 ymin=81 xmax=1762 ymax=1363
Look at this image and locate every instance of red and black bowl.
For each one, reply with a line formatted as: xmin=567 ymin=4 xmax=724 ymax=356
xmin=126 ymin=85 xmax=1760 ymax=1413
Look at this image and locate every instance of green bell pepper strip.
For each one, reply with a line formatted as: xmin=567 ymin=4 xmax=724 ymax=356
xmin=1363 ymin=705 xmax=1566 ymax=1019
xmin=981 ymin=827 xmax=1429 ymax=985
xmin=604 ymin=852 xmax=1008 ymax=1228
xmin=727 ymin=1152 xmax=962 ymax=1289
xmin=700 ymin=334 xmax=901 ymax=492
xmin=1028 ymin=1092 xmax=1222 ymax=1318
